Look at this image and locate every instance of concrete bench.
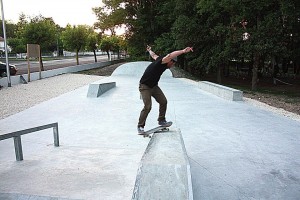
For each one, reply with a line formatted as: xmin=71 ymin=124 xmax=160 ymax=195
xmin=198 ymin=81 xmax=243 ymax=101
xmin=0 ymin=123 xmax=59 ymax=161
xmin=87 ymin=82 xmax=116 ymax=98
xmin=132 ymin=130 xmax=193 ymax=200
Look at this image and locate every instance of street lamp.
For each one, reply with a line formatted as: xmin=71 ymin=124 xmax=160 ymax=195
xmin=0 ymin=0 xmax=11 ymax=87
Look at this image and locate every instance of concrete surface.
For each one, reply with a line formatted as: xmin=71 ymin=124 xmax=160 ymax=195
xmin=132 ymin=129 xmax=192 ymax=200
xmin=0 ymin=193 xmax=80 ymax=200
xmin=1 ymin=61 xmax=300 ymax=200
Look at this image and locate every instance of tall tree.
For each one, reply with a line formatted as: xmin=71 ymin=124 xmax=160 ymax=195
xmin=61 ymin=25 xmax=89 ymax=65
xmin=0 ymin=20 xmax=17 ymax=39
xmin=233 ymin=0 xmax=292 ymax=90
xmin=93 ymin=0 xmax=127 ymax=35
xmin=96 ymin=0 xmax=300 ymax=90
xmin=86 ymin=30 xmax=100 ymax=62
xmin=17 ymin=15 xmax=58 ymax=70
xmin=99 ymin=35 xmax=121 ymax=60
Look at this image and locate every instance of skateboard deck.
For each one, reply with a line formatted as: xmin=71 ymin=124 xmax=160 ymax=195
xmin=139 ymin=122 xmax=172 ymax=138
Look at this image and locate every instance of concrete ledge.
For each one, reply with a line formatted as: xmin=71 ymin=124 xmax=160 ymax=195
xmin=0 ymin=60 xmax=123 ymax=87
xmin=132 ymin=130 xmax=193 ymax=200
xmin=87 ymin=82 xmax=116 ymax=98
xmin=198 ymin=81 xmax=243 ymax=101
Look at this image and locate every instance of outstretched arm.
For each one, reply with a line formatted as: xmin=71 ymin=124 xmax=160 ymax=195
xmin=162 ymin=47 xmax=193 ymax=64
xmin=147 ymin=45 xmax=159 ymax=60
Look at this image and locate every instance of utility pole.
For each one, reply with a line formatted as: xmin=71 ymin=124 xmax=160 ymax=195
xmin=0 ymin=0 xmax=11 ymax=87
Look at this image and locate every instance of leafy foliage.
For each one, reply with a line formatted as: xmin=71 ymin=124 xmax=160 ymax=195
xmin=61 ymin=25 xmax=89 ymax=64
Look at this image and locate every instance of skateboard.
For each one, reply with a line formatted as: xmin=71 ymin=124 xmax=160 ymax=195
xmin=139 ymin=122 xmax=172 ymax=138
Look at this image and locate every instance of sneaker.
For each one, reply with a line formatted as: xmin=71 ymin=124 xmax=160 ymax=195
xmin=158 ymin=120 xmax=172 ymax=127
xmin=137 ymin=126 xmax=145 ymax=134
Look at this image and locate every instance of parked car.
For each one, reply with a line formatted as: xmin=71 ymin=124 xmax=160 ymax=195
xmin=0 ymin=62 xmax=17 ymax=77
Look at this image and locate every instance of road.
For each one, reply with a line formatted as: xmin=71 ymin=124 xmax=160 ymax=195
xmin=10 ymin=55 xmax=111 ymax=75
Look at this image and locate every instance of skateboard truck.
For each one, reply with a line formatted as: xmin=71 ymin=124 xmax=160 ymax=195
xmin=139 ymin=123 xmax=172 ymax=138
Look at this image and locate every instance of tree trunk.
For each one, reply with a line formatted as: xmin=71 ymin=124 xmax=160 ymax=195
xmin=39 ymin=49 xmax=44 ymax=71
xmin=217 ymin=64 xmax=222 ymax=84
xmin=76 ymin=50 xmax=79 ymax=65
xmin=106 ymin=50 xmax=110 ymax=60
xmin=93 ymin=50 xmax=97 ymax=62
xmin=251 ymin=53 xmax=260 ymax=90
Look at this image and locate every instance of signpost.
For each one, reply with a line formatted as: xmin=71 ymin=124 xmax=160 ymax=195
xmin=0 ymin=0 xmax=11 ymax=87
xmin=27 ymin=44 xmax=41 ymax=82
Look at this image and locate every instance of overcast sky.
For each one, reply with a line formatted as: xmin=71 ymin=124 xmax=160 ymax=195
xmin=2 ymin=0 xmax=103 ymax=27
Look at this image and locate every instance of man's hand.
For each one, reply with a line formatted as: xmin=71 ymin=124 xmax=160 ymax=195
xmin=147 ymin=45 xmax=159 ymax=60
xmin=146 ymin=45 xmax=152 ymax=52
xmin=182 ymin=47 xmax=193 ymax=53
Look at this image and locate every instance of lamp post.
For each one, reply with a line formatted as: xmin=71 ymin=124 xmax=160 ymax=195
xmin=0 ymin=0 xmax=11 ymax=87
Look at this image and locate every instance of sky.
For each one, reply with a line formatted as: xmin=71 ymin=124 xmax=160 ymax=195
xmin=2 ymin=0 xmax=104 ymax=27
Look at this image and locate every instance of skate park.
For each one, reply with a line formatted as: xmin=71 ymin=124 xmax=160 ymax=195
xmin=0 ymin=61 xmax=300 ymax=199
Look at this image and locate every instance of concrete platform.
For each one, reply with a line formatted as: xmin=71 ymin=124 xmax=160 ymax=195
xmin=198 ymin=81 xmax=243 ymax=101
xmin=87 ymin=82 xmax=116 ymax=98
xmin=1 ymin=61 xmax=300 ymax=200
xmin=132 ymin=129 xmax=192 ymax=200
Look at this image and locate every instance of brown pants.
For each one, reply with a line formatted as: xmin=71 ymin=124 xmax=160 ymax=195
xmin=138 ymin=84 xmax=167 ymax=127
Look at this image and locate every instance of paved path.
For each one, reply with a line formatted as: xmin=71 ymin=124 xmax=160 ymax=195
xmin=0 ymin=61 xmax=299 ymax=199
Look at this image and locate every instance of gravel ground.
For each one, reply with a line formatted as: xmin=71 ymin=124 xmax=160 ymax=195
xmin=0 ymin=74 xmax=105 ymax=120
xmin=1 ymin=62 xmax=299 ymax=123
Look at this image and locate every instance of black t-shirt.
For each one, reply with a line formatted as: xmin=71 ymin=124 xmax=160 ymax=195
xmin=140 ymin=56 xmax=168 ymax=88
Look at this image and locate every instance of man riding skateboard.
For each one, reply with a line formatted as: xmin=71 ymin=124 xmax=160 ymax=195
xmin=137 ymin=45 xmax=193 ymax=134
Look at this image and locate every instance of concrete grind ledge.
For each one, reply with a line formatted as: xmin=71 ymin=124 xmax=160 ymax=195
xmin=198 ymin=81 xmax=243 ymax=101
xmin=132 ymin=129 xmax=193 ymax=200
xmin=87 ymin=82 xmax=116 ymax=98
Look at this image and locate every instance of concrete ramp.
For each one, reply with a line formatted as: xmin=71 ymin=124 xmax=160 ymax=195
xmin=87 ymin=82 xmax=116 ymax=98
xmin=112 ymin=61 xmax=173 ymax=78
xmin=132 ymin=130 xmax=193 ymax=200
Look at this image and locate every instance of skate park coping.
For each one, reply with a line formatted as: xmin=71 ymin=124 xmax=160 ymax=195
xmin=111 ymin=61 xmax=173 ymax=78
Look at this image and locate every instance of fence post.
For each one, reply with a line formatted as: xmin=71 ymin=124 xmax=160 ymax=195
xmin=13 ymin=136 xmax=23 ymax=161
xmin=53 ymin=123 xmax=59 ymax=147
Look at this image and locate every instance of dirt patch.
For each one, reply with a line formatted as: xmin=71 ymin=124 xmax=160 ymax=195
xmin=78 ymin=62 xmax=126 ymax=76
xmin=243 ymin=92 xmax=300 ymax=115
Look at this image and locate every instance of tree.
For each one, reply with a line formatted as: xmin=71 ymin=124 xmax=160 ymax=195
xmin=96 ymin=0 xmax=300 ymax=91
xmin=0 ymin=20 xmax=17 ymax=39
xmin=231 ymin=0 xmax=293 ymax=90
xmin=16 ymin=15 xmax=58 ymax=70
xmin=86 ymin=30 xmax=100 ymax=62
xmin=7 ymin=38 xmax=26 ymax=53
xmin=61 ymin=25 xmax=89 ymax=65
xmin=99 ymin=35 xmax=121 ymax=60
xmin=93 ymin=1 xmax=127 ymax=35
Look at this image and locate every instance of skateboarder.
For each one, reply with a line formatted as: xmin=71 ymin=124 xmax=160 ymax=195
xmin=137 ymin=45 xmax=193 ymax=134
